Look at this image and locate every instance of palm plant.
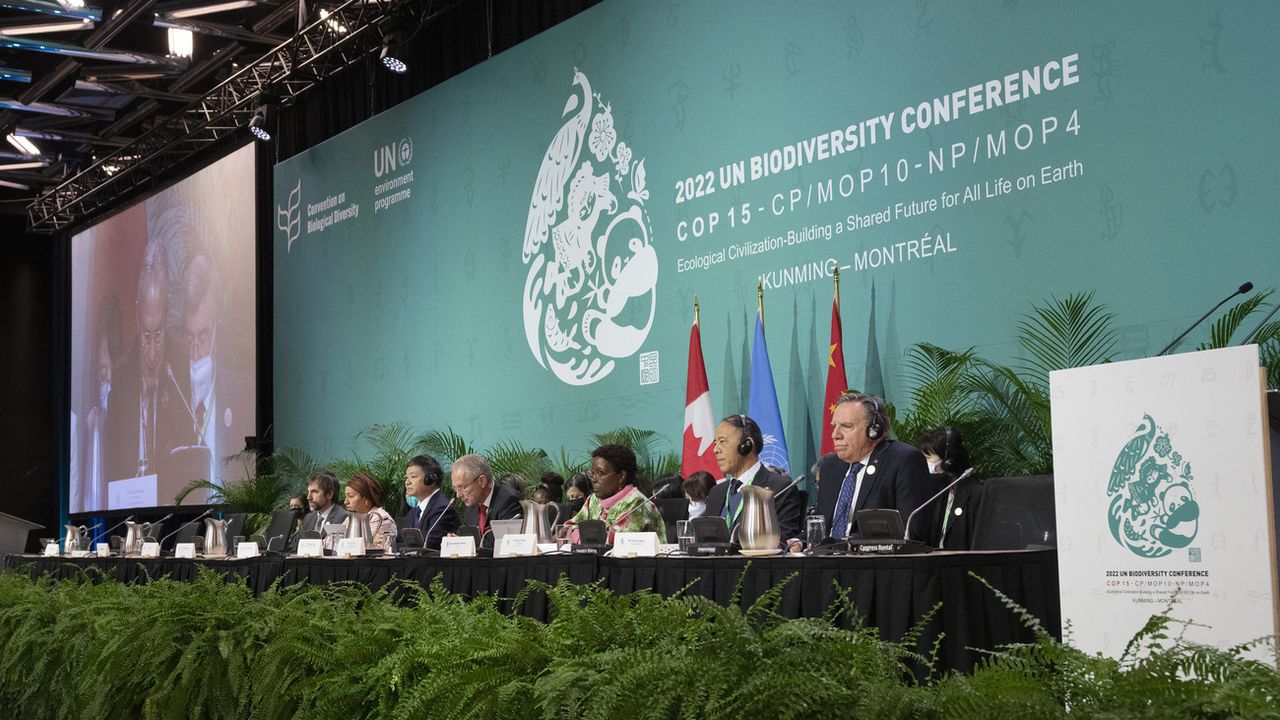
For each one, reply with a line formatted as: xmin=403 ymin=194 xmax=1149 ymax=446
xmin=174 ymin=451 xmax=293 ymax=534
xmin=588 ymin=426 xmax=680 ymax=487
xmin=485 ymin=439 xmax=553 ymax=496
xmin=1195 ymin=289 xmax=1280 ymax=388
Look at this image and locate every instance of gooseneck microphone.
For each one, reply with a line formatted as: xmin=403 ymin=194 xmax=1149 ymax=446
xmin=1157 ymin=281 xmax=1253 ymax=356
xmin=605 ymin=482 xmax=677 ymax=529
xmin=97 ymin=515 xmax=135 ymax=539
xmin=904 ymin=468 xmax=974 ymax=543
xmin=158 ymin=509 xmax=212 ymax=547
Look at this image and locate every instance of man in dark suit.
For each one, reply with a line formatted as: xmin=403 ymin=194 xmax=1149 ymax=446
xmin=403 ymin=454 xmax=459 ymax=550
xmin=453 ymin=453 xmax=522 ymax=548
xmin=812 ymin=392 xmax=932 ymax=543
xmin=704 ymin=415 xmax=803 ymax=545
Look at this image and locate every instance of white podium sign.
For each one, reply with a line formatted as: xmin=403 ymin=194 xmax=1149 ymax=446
xmin=1050 ymin=345 xmax=1277 ymax=660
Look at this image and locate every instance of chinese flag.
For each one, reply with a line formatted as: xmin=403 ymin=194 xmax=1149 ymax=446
xmin=682 ymin=318 xmax=721 ymax=479
xmin=820 ymin=284 xmax=849 ymax=455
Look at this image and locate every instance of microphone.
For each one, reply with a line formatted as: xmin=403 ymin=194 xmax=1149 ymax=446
xmin=418 ymin=496 xmax=451 ymax=551
xmin=605 ymin=482 xmax=677 ymax=529
xmin=1157 ymin=281 xmax=1253 ymax=356
xmin=158 ymin=509 xmax=212 ymax=548
xmin=143 ymin=513 xmax=174 ymax=541
xmin=1241 ymin=299 xmax=1280 ymax=346
xmin=904 ymin=468 xmax=974 ymax=543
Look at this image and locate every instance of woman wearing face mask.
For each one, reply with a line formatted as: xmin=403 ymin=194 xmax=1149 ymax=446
xmin=681 ymin=471 xmax=715 ymax=519
xmin=917 ymin=426 xmax=983 ymax=550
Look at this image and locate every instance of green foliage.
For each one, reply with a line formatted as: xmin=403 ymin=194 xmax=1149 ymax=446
xmin=1195 ymin=289 xmax=1280 ymax=389
xmin=589 ymin=426 xmax=681 ymax=487
xmin=894 ymin=293 xmax=1117 ymax=478
xmin=2 ymin=567 xmax=1277 ymax=720
xmin=173 ymin=452 xmax=293 ymax=535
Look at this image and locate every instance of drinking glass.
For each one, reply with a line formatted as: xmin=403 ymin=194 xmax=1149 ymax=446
xmin=805 ymin=515 xmax=827 ymax=551
xmin=676 ymin=520 xmax=693 ymax=553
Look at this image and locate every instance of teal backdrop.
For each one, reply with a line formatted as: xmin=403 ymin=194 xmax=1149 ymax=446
xmin=273 ymin=0 xmax=1280 ymax=474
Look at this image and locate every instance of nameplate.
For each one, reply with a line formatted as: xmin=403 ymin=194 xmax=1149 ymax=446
xmin=140 ymin=542 xmax=161 ymax=558
xmin=43 ymin=542 xmax=59 ymax=557
xmin=236 ymin=542 xmax=260 ymax=559
xmin=95 ymin=542 xmax=111 ymax=557
xmin=174 ymin=543 xmax=197 ymax=559
xmin=658 ymin=543 xmax=679 ymax=555
xmin=439 ymin=536 xmax=476 ymax=558
xmin=336 ymin=537 xmax=365 ymax=557
xmin=297 ymin=538 xmax=324 ymax=557
xmin=496 ymin=533 xmax=538 ymax=557
xmin=68 ymin=550 xmax=91 ymax=558
xmin=613 ymin=532 xmax=660 ymax=557
xmin=536 ymin=542 xmax=558 ymax=555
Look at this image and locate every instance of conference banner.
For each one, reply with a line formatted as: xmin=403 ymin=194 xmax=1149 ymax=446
xmin=272 ymin=1 xmax=1280 ymax=470
xmin=1049 ymin=346 xmax=1277 ymax=660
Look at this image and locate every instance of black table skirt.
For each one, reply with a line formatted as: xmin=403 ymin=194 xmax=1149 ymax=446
xmin=5 ymin=549 xmax=1057 ymax=673
xmin=3 ymin=554 xmax=283 ymax=596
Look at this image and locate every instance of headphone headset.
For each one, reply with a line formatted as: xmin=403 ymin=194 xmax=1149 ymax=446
xmin=736 ymin=415 xmax=756 ymax=456
xmin=863 ymin=397 xmax=885 ymax=440
xmin=940 ymin=427 xmax=956 ymax=473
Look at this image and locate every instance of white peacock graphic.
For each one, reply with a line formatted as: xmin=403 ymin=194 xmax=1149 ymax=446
xmin=522 ymin=69 xmax=657 ymax=386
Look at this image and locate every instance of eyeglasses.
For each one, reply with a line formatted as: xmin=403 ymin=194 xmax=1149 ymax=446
xmin=586 ymin=467 xmax=616 ymax=479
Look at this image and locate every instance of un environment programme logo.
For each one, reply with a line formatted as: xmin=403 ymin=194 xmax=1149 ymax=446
xmin=1106 ymin=414 xmax=1201 ymax=558
xmin=521 ymin=68 xmax=657 ymax=386
xmin=276 ymin=178 xmax=302 ymax=253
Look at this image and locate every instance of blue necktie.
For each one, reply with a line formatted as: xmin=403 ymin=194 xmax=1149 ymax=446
xmin=831 ymin=462 xmax=864 ymax=540
xmin=724 ymin=478 xmax=744 ymax=525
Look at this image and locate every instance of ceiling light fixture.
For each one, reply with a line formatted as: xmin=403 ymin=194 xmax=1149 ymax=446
xmin=379 ymin=28 xmax=408 ymax=74
xmin=6 ymin=133 xmax=40 ymax=155
xmin=167 ymin=27 xmax=193 ymax=57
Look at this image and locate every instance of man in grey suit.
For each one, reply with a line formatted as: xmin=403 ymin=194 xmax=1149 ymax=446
xmin=301 ymin=469 xmax=348 ymax=536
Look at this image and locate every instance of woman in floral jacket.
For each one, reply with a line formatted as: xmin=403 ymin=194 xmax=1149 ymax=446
xmin=565 ymin=443 xmax=665 ymax=543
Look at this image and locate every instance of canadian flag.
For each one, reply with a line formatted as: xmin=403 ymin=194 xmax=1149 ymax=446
xmin=682 ymin=318 xmax=721 ymax=479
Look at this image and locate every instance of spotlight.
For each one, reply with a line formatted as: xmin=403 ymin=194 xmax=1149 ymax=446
xmin=246 ymin=88 xmax=279 ymax=142
xmin=247 ymin=107 xmax=271 ymax=141
xmin=379 ymin=28 xmax=408 ymax=73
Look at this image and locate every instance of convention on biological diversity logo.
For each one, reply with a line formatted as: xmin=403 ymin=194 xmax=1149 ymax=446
xmin=521 ymin=68 xmax=658 ymax=386
xmin=1106 ymin=414 xmax=1201 ymax=558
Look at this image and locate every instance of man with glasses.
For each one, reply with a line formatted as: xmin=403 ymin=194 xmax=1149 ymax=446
xmin=105 ymin=251 xmax=182 ymax=481
xmin=452 ymin=454 xmax=523 ymax=548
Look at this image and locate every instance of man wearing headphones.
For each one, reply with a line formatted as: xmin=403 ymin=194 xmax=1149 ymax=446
xmin=705 ymin=414 xmax=804 ymax=545
xmin=403 ymin=454 xmax=459 ymax=551
xmin=812 ymin=391 xmax=932 ymax=543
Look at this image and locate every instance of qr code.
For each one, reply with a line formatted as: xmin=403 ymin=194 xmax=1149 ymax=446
xmin=639 ymin=351 xmax=659 ymax=385
xmin=1188 ymin=547 xmax=1201 ymax=563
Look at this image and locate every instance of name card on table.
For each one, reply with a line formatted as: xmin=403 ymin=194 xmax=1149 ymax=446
xmin=335 ymin=537 xmax=366 ymax=557
xmin=296 ymin=538 xmax=324 ymax=557
xmin=43 ymin=542 xmax=59 ymax=557
xmin=613 ymin=532 xmax=660 ymax=557
xmin=174 ymin=543 xmax=197 ymax=559
xmin=236 ymin=542 xmax=260 ymax=559
xmin=140 ymin=542 xmax=161 ymax=558
xmin=95 ymin=542 xmax=111 ymax=557
xmin=68 ymin=550 xmax=91 ymax=558
xmin=439 ymin=536 xmax=476 ymax=558
xmin=496 ymin=533 xmax=538 ymax=557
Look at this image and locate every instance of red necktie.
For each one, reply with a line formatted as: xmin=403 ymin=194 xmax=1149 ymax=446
xmin=478 ymin=503 xmax=488 ymax=535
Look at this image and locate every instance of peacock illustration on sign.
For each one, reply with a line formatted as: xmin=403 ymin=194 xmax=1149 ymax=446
xmin=522 ymin=69 xmax=657 ymax=386
xmin=1106 ymin=414 xmax=1201 ymax=558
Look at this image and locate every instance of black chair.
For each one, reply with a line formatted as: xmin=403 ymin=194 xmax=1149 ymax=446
xmin=969 ymin=475 xmax=1056 ymax=550
xmin=172 ymin=517 xmax=203 ymax=547
xmin=263 ymin=510 xmax=296 ymax=548
xmin=555 ymin=502 xmax=579 ymax=525
xmin=222 ymin=512 xmax=247 ymax=539
xmin=655 ymin=498 xmax=689 ymax=543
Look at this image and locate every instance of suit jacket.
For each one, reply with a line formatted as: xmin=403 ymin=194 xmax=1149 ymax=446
xmin=935 ymin=472 xmax=985 ymax=550
xmin=404 ymin=490 xmax=460 ymax=550
xmin=814 ymin=439 xmax=933 ymax=541
xmin=301 ymin=505 xmax=348 ymax=535
xmin=704 ymin=464 xmax=803 ymax=542
xmin=103 ymin=350 xmax=185 ymax=485
xmin=463 ymin=482 xmax=524 ymax=547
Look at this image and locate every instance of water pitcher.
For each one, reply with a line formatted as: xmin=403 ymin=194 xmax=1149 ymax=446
xmin=203 ymin=518 xmax=232 ymax=557
xmin=123 ymin=520 xmax=153 ymax=555
xmin=518 ymin=500 xmax=560 ymax=544
xmin=63 ymin=524 xmax=88 ymax=553
xmin=735 ymin=485 xmax=781 ymax=551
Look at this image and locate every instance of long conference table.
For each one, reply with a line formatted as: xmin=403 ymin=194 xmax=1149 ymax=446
xmin=4 ymin=549 xmax=1059 ymax=673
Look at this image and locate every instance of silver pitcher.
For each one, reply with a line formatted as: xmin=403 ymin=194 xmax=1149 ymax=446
xmin=63 ymin=524 xmax=89 ymax=553
xmin=518 ymin=500 xmax=560 ymax=544
xmin=122 ymin=520 xmax=154 ymax=555
xmin=735 ymin=485 xmax=781 ymax=551
xmin=344 ymin=512 xmax=374 ymax=552
xmin=203 ymin=518 xmax=232 ymax=557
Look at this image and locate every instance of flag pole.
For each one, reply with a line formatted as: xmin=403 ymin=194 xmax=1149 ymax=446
xmin=833 ymin=266 xmax=840 ymax=310
xmin=756 ymin=280 xmax=764 ymax=318
xmin=694 ymin=295 xmax=700 ymax=326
